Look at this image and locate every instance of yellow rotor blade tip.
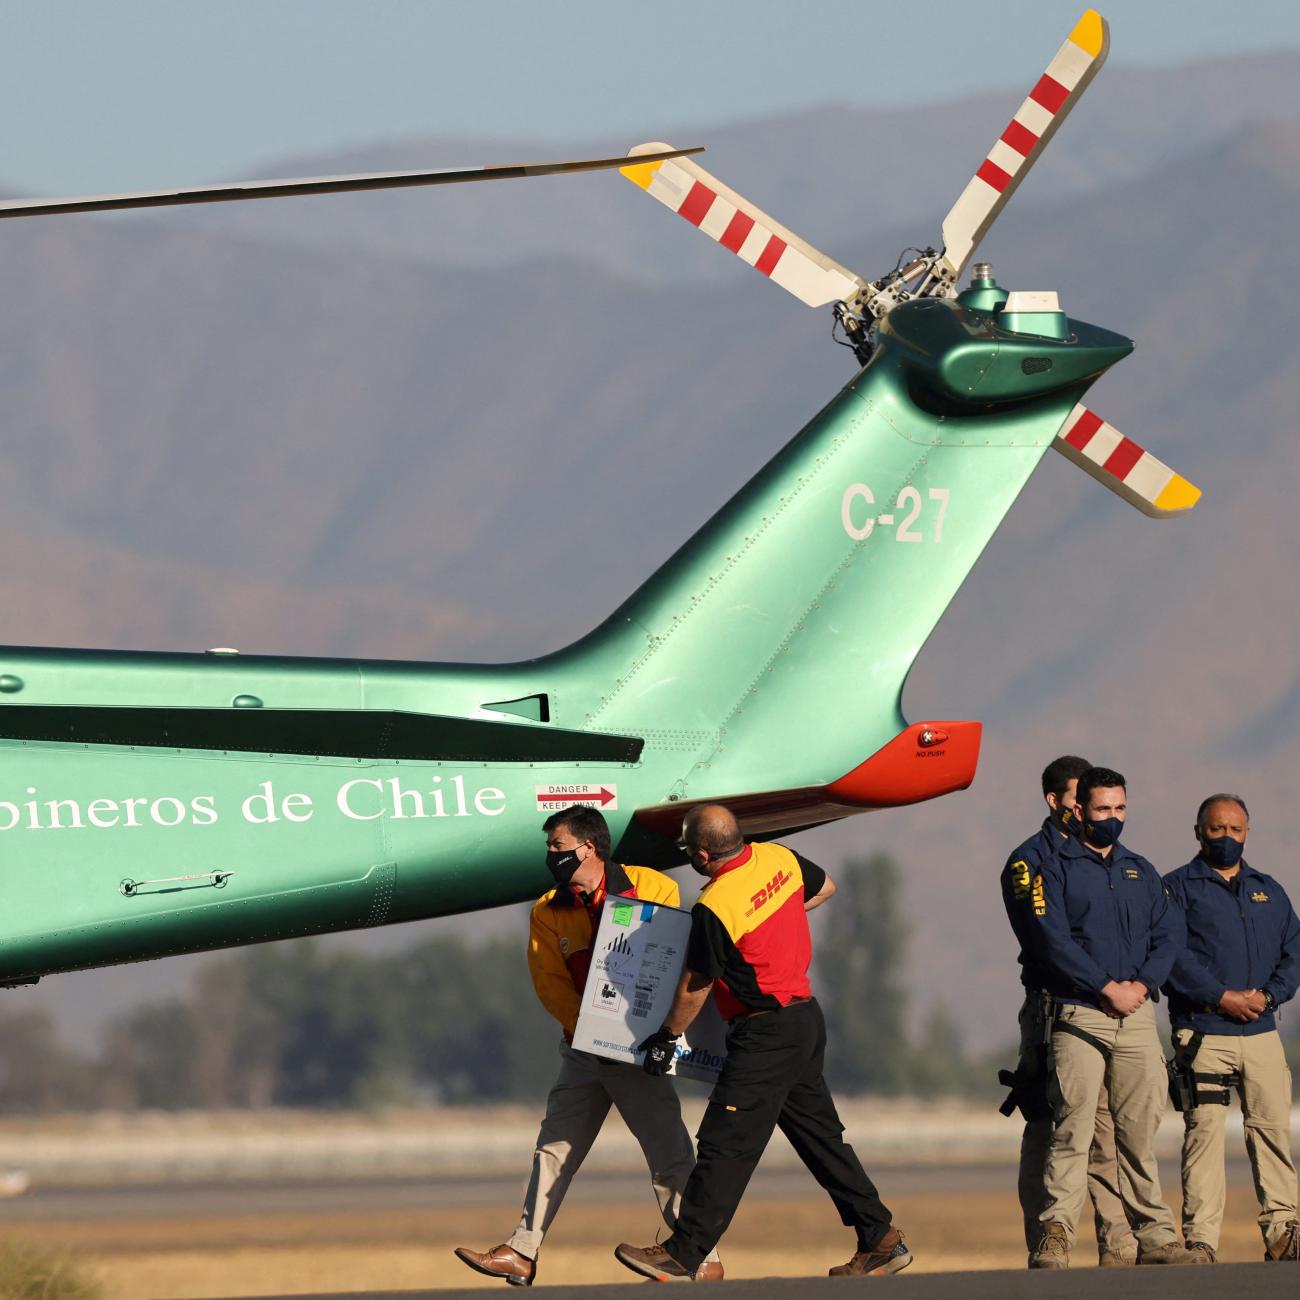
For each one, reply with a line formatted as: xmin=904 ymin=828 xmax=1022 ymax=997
xmin=1155 ymin=475 xmax=1201 ymax=514
xmin=1070 ymin=9 xmax=1107 ymax=58
xmin=620 ymin=159 xmax=663 ymax=190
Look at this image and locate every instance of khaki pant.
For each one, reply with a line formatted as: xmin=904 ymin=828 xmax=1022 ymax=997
xmin=509 ymin=1043 xmax=718 ymax=1262
xmin=1174 ymin=1028 xmax=1298 ymax=1252
xmin=1041 ymin=1001 xmax=1178 ymax=1251
xmin=1017 ymin=991 xmax=1137 ymax=1256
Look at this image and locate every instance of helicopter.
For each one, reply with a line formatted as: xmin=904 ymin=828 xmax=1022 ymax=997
xmin=0 ymin=8 xmax=1198 ymax=985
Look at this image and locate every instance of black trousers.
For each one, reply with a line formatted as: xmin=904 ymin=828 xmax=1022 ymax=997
xmin=665 ymin=998 xmax=892 ymax=1270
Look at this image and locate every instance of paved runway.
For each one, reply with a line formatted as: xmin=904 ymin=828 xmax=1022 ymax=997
xmin=229 ymin=1262 xmax=1294 ymax=1300
xmin=0 ymin=1162 xmax=1049 ymax=1221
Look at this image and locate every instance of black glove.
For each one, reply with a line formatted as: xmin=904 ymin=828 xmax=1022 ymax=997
xmin=638 ymin=1025 xmax=680 ymax=1076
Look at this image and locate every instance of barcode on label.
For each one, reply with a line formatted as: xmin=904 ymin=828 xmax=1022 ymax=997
xmin=633 ymin=985 xmax=653 ymax=1018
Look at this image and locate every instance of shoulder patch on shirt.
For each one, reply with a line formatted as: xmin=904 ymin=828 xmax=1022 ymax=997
xmin=1008 ymin=859 xmax=1032 ymax=900
xmin=1031 ymin=873 xmax=1046 ymax=917
xmin=1251 ymin=891 xmax=1269 ymax=903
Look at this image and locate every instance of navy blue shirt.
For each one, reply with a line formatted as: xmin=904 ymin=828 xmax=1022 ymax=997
xmin=1162 ymin=856 xmax=1300 ymax=1036
xmin=1028 ymin=835 xmax=1184 ymax=1009
xmin=1001 ymin=817 xmax=1066 ymax=991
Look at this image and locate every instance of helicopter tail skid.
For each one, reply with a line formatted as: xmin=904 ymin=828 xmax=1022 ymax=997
xmin=1052 ymin=405 xmax=1201 ymax=517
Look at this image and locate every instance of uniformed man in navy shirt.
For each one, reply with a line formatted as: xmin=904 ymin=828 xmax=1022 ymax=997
xmin=1028 ymin=766 xmax=1196 ymax=1268
xmin=1000 ymin=755 xmax=1136 ymax=1265
xmin=1163 ymin=793 xmax=1300 ymax=1263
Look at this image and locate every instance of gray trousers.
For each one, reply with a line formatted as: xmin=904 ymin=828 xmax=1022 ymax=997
xmin=1017 ymin=990 xmax=1138 ymax=1256
xmin=508 ymin=1043 xmax=718 ymax=1262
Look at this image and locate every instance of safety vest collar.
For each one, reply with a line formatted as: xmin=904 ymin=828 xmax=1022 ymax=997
xmin=709 ymin=843 xmax=754 ymax=881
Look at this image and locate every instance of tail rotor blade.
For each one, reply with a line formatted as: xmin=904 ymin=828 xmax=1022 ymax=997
xmin=0 ymin=146 xmax=704 ymax=221
xmin=622 ymin=142 xmax=866 ymax=308
xmin=941 ymin=8 xmax=1109 ymax=278
xmin=1053 ymin=404 xmax=1201 ymax=518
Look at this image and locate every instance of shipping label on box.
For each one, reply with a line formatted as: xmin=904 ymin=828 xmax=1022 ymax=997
xmin=572 ymin=897 xmax=728 ymax=1083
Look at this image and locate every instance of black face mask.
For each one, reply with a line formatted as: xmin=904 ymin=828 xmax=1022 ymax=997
xmin=1201 ymin=834 xmax=1245 ymax=869
xmin=686 ymin=849 xmax=710 ymax=878
xmin=1084 ymin=816 xmax=1124 ymax=849
xmin=546 ymin=847 xmax=583 ymax=885
xmin=1052 ymin=803 xmax=1079 ymax=837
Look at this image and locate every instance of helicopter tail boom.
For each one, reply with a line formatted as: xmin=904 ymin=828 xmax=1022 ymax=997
xmin=557 ymin=318 xmax=1112 ymax=822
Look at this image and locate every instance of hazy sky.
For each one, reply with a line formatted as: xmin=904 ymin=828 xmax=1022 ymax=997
xmin=2 ymin=0 xmax=1298 ymax=195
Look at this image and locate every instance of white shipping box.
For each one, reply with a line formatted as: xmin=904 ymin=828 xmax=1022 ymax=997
xmin=572 ymin=898 xmax=728 ymax=1083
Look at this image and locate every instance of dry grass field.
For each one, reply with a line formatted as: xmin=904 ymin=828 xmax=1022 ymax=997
xmin=0 ymin=1106 xmax=1286 ymax=1297
xmin=9 ymin=1181 xmax=1279 ymax=1298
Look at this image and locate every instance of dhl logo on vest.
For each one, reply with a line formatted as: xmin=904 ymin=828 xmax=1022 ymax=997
xmin=747 ymin=867 xmax=793 ymax=917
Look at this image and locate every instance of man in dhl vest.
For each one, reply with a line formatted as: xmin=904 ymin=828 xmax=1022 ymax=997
xmin=614 ymin=804 xmax=910 ymax=1281
xmin=455 ymin=804 xmax=722 ymax=1286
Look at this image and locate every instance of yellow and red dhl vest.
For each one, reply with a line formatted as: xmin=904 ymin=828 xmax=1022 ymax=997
xmin=528 ymin=862 xmax=680 ymax=1039
xmin=691 ymin=841 xmax=818 ymax=1020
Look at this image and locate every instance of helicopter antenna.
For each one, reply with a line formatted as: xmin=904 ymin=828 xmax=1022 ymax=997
xmin=0 ymin=146 xmax=704 ymax=221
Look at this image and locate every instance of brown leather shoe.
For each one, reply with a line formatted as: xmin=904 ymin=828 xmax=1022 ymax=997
xmin=453 ymin=1243 xmax=535 ymax=1286
xmin=614 ymin=1242 xmax=719 ymax=1282
xmin=829 ymin=1225 xmax=913 ymax=1276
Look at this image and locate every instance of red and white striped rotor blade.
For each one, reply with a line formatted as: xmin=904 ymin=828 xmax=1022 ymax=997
xmin=941 ymin=9 xmax=1109 ymax=278
xmin=621 ymin=142 xmax=866 ymax=309
xmin=1054 ymin=405 xmax=1200 ymax=518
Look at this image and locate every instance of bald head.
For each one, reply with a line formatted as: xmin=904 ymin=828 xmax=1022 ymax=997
xmin=683 ymin=804 xmax=745 ymax=858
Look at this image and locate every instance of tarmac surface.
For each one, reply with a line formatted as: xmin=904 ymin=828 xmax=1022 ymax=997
xmin=0 ymin=1162 xmax=1062 ymax=1220
xmin=227 ymin=1262 xmax=1296 ymax=1300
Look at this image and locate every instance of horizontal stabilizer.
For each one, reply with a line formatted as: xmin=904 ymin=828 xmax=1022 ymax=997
xmin=622 ymin=142 xmax=866 ymax=308
xmin=1053 ymin=405 xmax=1200 ymax=518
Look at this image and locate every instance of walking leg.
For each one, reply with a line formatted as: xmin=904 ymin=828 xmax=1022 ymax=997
xmin=508 ymin=1046 xmax=612 ymax=1259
